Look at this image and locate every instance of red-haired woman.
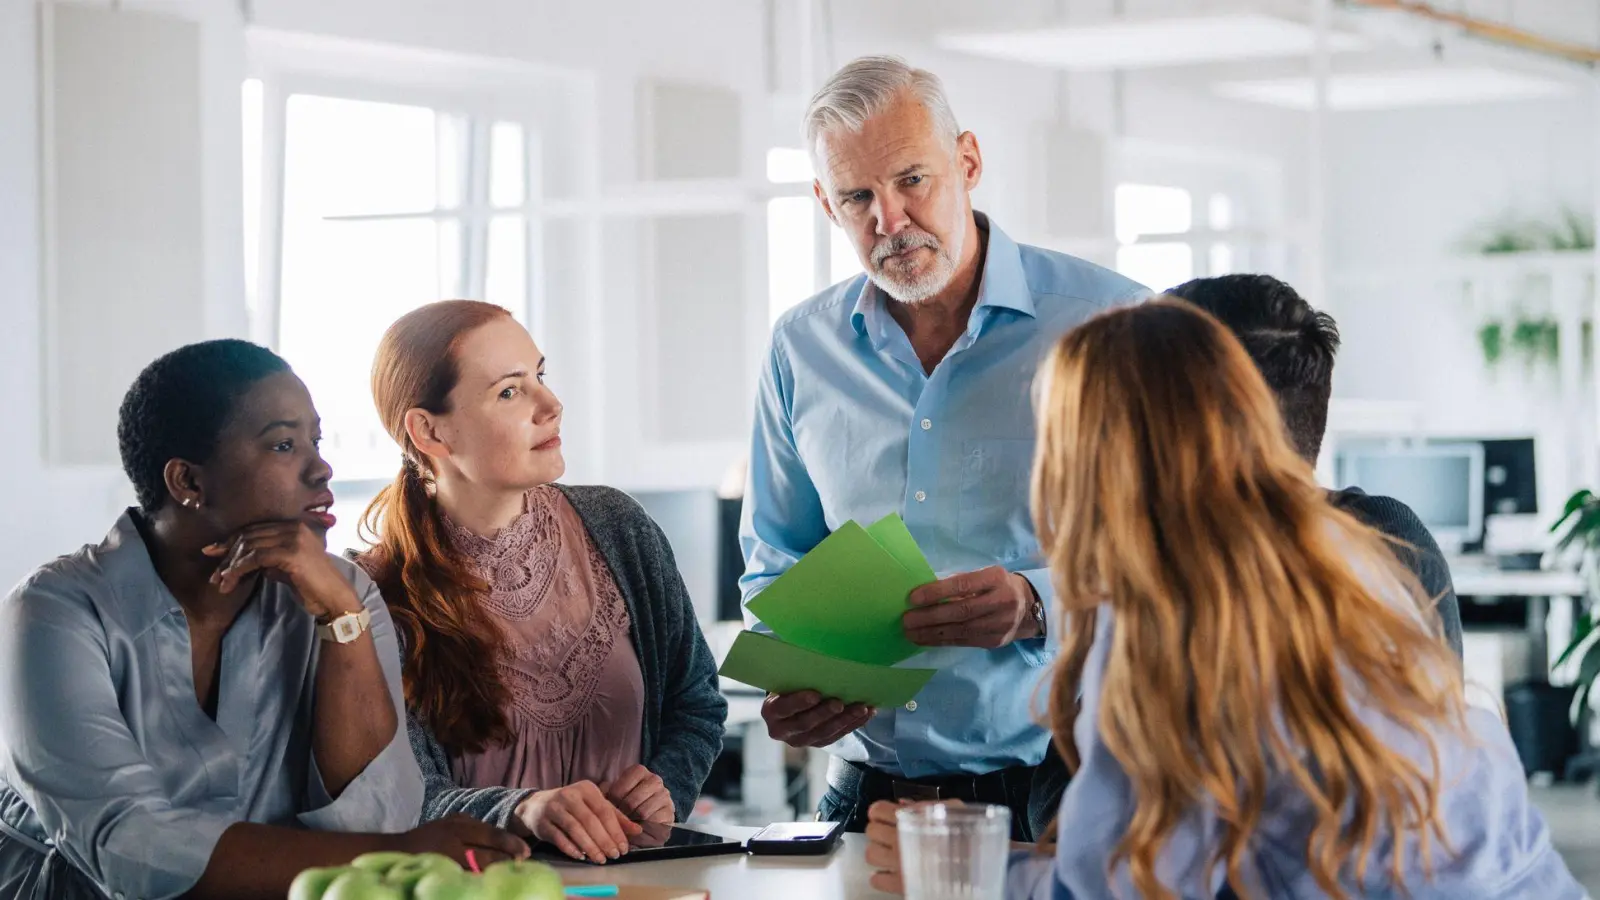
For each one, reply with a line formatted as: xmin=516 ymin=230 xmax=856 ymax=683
xmin=355 ymin=301 xmax=726 ymax=865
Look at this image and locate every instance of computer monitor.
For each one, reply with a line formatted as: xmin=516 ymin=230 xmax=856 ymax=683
xmin=716 ymin=496 xmax=746 ymax=621
xmin=1481 ymin=438 xmax=1538 ymax=518
xmin=1336 ymin=442 xmax=1486 ymax=555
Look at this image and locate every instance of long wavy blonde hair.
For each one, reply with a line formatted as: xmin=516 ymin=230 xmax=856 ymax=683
xmin=1031 ymin=300 xmax=1465 ymax=900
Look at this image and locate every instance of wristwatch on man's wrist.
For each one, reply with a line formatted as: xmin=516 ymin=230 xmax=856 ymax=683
xmin=1016 ymin=574 xmax=1046 ymax=639
xmin=316 ymin=608 xmax=372 ymax=644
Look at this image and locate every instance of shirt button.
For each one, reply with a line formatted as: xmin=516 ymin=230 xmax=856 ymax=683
xmin=920 ymin=418 xmax=932 ymax=431
xmin=914 ymin=491 xmax=927 ymax=502
xmin=905 ymin=700 xmax=918 ymax=712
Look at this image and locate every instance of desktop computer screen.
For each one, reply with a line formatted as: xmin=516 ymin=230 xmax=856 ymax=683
xmin=1482 ymin=437 xmax=1538 ymax=517
xmin=1336 ymin=443 xmax=1486 ymax=553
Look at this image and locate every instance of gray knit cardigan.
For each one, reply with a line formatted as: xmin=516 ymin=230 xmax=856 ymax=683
xmin=404 ymin=484 xmax=728 ymax=827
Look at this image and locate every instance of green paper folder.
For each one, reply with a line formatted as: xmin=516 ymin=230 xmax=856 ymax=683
xmin=864 ymin=513 xmax=937 ymax=583
xmin=746 ymin=520 xmax=925 ymax=665
xmin=718 ymin=630 xmax=937 ymax=708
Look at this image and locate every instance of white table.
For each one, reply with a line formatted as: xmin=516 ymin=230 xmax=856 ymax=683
xmin=1449 ymin=558 xmax=1589 ymax=675
xmin=1450 ymin=564 xmax=1586 ymax=600
xmin=552 ymin=827 xmax=893 ymax=899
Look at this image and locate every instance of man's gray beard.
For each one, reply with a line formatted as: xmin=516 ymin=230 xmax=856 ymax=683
xmin=872 ymin=254 xmax=956 ymax=303
xmin=869 ymin=227 xmax=964 ymax=303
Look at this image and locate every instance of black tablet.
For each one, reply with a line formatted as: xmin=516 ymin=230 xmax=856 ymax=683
xmin=556 ymin=823 xmax=747 ymax=866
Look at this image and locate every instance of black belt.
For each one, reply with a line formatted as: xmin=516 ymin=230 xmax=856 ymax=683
xmin=830 ymin=757 xmax=1031 ymax=806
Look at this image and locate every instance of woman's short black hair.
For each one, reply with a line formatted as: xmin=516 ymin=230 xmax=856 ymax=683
xmin=117 ymin=339 xmax=292 ymax=511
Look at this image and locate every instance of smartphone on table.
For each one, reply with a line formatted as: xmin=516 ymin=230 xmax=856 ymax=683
xmin=746 ymin=821 xmax=845 ymax=856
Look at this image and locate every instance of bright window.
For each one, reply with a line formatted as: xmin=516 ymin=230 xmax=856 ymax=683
xmin=255 ymin=91 xmax=534 ymax=482
xmin=1116 ymin=243 xmax=1195 ymax=294
xmin=1114 ymin=184 xmax=1192 ymax=244
xmin=767 ymin=197 xmax=815 ymax=325
xmin=765 ymin=147 xmax=863 ymax=324
xmin=1114 ymin=182 xmax=1242 ymax=290
xmin=765 ymin=147 xmax=812 ymax=184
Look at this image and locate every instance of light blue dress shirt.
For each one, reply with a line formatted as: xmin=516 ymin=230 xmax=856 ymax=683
xmin=0 ymin=512 xmax=424 ymax=900
xmin=740 ymin=213 xmax=1147 ymax=778
xmin=1005 ymin=605 xmax=1586 ymax=900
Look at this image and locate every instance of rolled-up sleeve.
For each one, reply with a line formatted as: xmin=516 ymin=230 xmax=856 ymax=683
xmin=739 ymin=339 xmax=829 ymax=617
xmin=297 ymin=570 xmax=423 ymax=833
xmin=0 ymin=580 xmax=233 ymax=900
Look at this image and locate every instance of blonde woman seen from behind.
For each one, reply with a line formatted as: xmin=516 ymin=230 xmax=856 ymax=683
xmin=867 ymin=300 xmax=1583 ymax=899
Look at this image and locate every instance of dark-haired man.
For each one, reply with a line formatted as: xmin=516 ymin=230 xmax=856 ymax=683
xmin=1167 ymin=274 xmax=1463 ymax=660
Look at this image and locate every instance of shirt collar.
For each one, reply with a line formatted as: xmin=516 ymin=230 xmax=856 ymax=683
xmin=971 ymin=213 xmax=1034 ymax=319
xmin=850 ymin=212 xmax=1034 ymax=343
xmin=99 ymin=509 xmax=186 ymax=636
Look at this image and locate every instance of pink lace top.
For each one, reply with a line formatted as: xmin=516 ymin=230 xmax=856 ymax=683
xmin=444 ymin=486 xmax=644 ymax=792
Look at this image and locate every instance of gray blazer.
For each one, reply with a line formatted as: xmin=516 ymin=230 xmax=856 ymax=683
xmin=408 ymin=484 xmax=728 ymax=828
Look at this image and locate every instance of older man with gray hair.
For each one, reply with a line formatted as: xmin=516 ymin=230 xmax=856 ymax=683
xmin=739 ymin=55 xmax=1147 ymax=841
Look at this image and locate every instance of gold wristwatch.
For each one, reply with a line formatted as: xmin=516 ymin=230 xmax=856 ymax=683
xmin=316 ymin=608 xmax=372 ymax=644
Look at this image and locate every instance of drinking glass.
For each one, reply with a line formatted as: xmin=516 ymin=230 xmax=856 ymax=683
xmin=896 ymin=803 xmax=1012 ymax=900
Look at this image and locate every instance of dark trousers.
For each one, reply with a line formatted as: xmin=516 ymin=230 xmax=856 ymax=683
xmin=815 ymin=738 xmax=1070 ymax=843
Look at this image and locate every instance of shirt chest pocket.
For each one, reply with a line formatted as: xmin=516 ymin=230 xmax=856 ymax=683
xmin=957 ymin=439 xmax=1037 ymax=562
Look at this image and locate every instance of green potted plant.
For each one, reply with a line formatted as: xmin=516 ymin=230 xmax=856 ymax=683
xmin=1467 ymin=208 xmax=1595 ymax=372
xmin=1551 ymin=490 xmax=1600 ymax=731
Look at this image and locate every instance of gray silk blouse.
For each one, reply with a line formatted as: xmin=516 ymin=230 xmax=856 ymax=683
xmin=0 ymin=512 xmax=423 ymax=900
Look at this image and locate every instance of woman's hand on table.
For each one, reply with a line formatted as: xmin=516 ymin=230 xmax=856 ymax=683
xmin=513 ymin=781 xmax=642 ymax=864
xmin=396 ymin=814 xmax=531 ymax=867
xmin=602 ymin=764 xmax=674 ymax=824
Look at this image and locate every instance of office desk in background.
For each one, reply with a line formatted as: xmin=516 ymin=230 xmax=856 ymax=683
xmin=1449 ymin=557 xmax=1586 ymax=675
xmin=1449 ymin=557 xmax=1588 ymax=710
xmin=722 ymin=683 xmax=833 ymax=822
xmin=1450 ymin=562 xmax=1586 ymax=602
xmin=707 ymin=619 xmax=833 ymax=823
xmin=555 ymin=827 xmax=894 ymax=900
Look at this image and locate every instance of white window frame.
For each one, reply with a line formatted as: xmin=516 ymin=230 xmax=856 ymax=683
xmin=245 ymin=29 xmax=785 ymax=493
xmin=245 ymin=33 xmax=577 ymax=350
xmin=1113 ymin=139 xmax=1288 ymax=286
xmin=763 ymin=146 xmax=866 ymax=325
xmin=244 ymin=29 xmax=600 ymax=484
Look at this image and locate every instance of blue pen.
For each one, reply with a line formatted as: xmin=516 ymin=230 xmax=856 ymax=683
xmin=565 ymin=887 xmax=620 ymax=898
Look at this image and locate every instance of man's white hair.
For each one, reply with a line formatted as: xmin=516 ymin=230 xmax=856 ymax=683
xmin=802 ymin=56 xmax=961 ymax=163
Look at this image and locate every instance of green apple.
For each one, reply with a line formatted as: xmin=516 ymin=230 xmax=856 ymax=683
xmin=349 ymin=851 xmax=413 ymax=876
xmin=288 ymin=866 xmax=350 ymax=900
xmin=414 ymin=870 xmax=489 ymax=900
xmin=381 ymin=853 xmax=463 ymax=891
xmin=478 ymin=860 xmax=564 ymax=900
xmin=323 ymin=868 xmax=405 ymax=900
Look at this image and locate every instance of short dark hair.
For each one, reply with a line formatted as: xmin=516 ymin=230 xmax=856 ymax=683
xmin=1164 ymin=274 xmax=1340 ymax=461
xmin=117 ymin=339 xmax=291 ymax=511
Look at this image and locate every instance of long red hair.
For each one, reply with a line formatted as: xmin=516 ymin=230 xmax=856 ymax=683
xmin=356 ymin=300 xmax=516 ymax=754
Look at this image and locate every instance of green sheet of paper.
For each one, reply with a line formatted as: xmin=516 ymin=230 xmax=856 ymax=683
xmin=718 ymin=630 xmax=937 ymax=708
xmin=746 ymin=520 xmax=925 ymax=665
xmin=865 ymin=513 xmax=937 ymax=583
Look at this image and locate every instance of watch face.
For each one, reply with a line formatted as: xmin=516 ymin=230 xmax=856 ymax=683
xmin=334 ymin=618 xmax=361 ymax=642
